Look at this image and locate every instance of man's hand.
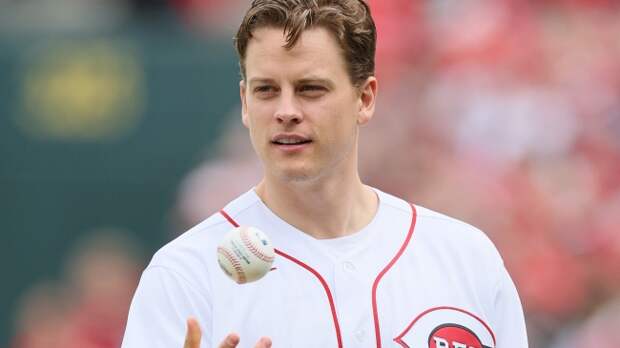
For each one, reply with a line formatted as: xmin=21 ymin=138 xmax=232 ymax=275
xmin=183 ymin=318 xmax=272 ymax=348
xmin=184 ymin=318 xmax=202 ymax=348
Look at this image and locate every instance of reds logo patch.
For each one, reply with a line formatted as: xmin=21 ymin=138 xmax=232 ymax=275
xmin=394 ymin=307 xmax=495 ymax=348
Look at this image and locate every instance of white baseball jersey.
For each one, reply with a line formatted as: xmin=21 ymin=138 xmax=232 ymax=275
xmin=122 ymin=188 xmax=528 ymax=348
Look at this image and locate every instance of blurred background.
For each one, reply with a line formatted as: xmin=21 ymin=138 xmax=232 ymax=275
xmin=1 ymin=0 xmax=619 ymax=347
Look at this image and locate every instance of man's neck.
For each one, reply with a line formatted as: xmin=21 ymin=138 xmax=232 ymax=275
xmin=255 ymin=173 xmax=378 ymax=239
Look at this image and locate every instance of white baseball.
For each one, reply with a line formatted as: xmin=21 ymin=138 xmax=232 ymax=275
xmin=217 ymin=226 xmax=275 ymax=284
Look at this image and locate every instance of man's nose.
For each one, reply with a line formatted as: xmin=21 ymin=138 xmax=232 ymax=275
xmin=274 ymin=91 xmax=303 ymax=124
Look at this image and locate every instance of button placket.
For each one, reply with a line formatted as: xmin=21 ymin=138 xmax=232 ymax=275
xmin=354 ymin=328 xmax=366 ymax=342
xmin=342 ymin=261 xmax=356 ymax=272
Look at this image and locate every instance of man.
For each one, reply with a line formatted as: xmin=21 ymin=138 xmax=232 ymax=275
xmin=122 ymin=1 xmax=528 ymax=347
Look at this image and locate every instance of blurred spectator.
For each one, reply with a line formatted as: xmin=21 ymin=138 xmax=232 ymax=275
xmin=60 ymin=230 xmax=142 ymax=348
xmin=368 ymin=0 xmax=426 ymax=86
xmin=170 ymin=0 xmax=247 ymax=36
xmin=11 ymin=229 xmax=143 ymax=348
xmin=550 ymin=296 xmax=620 ymax=348
xmin=11 ymin=282 xmax=71 ymax=348
xmin=173 ymin=111 xmax=262 ymax=232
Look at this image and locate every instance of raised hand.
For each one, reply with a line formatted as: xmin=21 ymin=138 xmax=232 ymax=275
xmin=183 ymin=318 xmax=272 ymax=348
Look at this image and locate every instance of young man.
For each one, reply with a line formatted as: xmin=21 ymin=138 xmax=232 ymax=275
xmin=122 ymin=1 xmax=528 ymax=347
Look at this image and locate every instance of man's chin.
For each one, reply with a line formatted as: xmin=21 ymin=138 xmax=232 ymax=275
xmin=275 ymin=166 xmax=318 ymax=183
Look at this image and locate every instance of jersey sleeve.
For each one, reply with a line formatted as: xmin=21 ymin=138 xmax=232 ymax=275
xmin=121 ymin=265 xmax=213 ymax=348
xmin=492 ymin=265 xmax=529 ymax=348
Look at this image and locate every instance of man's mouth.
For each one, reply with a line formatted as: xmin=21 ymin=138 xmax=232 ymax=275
xmin=272 ymin=139 xmax=312 ymax=145
xmin=271 ymin=134 xmax=312 ymax=145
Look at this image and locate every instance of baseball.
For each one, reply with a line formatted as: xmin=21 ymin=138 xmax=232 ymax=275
xmin=217 ymin=226 xmax=275 ymax=284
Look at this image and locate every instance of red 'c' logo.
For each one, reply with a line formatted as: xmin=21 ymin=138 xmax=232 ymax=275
xmin=394 ymin=307 xmax=495 ymax=348
xmin=429 ymin=324 xmax=484 ymax=348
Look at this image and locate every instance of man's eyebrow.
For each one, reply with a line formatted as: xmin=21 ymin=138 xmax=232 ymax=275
xmin=297 ymin=78 xmax=334 ymax=88
xmin=248 ymin=78 xmax=276 ymax=86
xmin=247 ymin=77 xmax=335 ymax=88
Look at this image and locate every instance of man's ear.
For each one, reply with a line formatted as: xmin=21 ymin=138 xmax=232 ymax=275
xmin=240 ymin=80 xmax=249 ymax=128
xmin=357 ymin=76 xmax=378 ymax=125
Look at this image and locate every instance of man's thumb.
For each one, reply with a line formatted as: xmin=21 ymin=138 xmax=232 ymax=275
xmin=184 ymin=317 xmax=202 ymax=348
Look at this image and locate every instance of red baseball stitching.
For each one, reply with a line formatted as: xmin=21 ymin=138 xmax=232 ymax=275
xmin=240 ymin=227 xmax=274 ymax=263
xmin=217 ymin=246 xmax=246 ymax=283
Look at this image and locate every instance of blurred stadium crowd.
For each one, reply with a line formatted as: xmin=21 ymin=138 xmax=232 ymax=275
xmin=5 ymin=0 xmax=620 ymax=347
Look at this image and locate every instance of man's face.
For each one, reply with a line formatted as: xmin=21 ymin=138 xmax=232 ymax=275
xmin=240 ymin=27 xmax=376 ymax=183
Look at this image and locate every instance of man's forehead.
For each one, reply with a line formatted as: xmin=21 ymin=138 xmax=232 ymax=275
xmin=245 ymin=27 xmax=343 ymax=60
xmin=244 ymin=27 xmax=347 ymax=81
xmin=247 ymin=27 xmax=288 ymax=47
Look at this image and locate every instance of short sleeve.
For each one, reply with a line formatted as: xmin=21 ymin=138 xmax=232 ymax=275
xmin=492 ymin=265 xmax=529 ymax=348
xmin=121 ymin=266 xmax=212 ymax=348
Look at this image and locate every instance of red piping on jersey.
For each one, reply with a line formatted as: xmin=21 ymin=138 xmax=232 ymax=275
xmin=273 ymin=249 xmax=343 ymax=348
xmin=372 ymin=203 xmax=417 ymax=348
xmin=219 ymin=210 xmax=239 ymax=229
xmin=219 ymin=209 xmax=344 ymax=348
xmin=393 ymin=306 xmax=496 ymax=347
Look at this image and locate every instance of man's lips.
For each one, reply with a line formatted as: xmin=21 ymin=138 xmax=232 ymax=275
xmin=271 ymin=133 xmax=312 ymax=145
xmin=270 ymin=133 xmax=313 ymax=153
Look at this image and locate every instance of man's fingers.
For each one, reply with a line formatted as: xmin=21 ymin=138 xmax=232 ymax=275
xmin=217 ymin=334 xmax=271 ymax=348
xmin=218 ymin=333 xmax=240 ymax=348
xmin=255 ymin=337 xmax=272 ymax=348
xmin=184 ymin=318 xmax=202 ymax=348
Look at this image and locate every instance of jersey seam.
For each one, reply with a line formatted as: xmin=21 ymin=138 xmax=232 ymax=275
xmin=144 ymin=264 xmax=212 ymax=305
xmin=191 ymin=219 xmax=229 ymax=235
xmin=417 ymin=213 xmax=503 ymax=277
xmin=189 ymin=192 xmax=261 ymax=235
xmin=381 ymin=199 xmax=414 ymax=215
xmin=222 ymin=194 xmax=262 ymax=219
xmin=383 ymin=201 xmax=476 ymax=229
xmin=491 ymin=260 xmax=506 ymax=302
xmin=415 ymin=213 xmax=489 ymax=237
xmin=487 ymin=261 xmax=505 ymax=339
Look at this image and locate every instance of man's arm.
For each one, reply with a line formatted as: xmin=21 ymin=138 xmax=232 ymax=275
xmin=493 ymin=266 xmax=529 ymax=347
xmin=122 ymin=266 xmax=272 ymax=348
xmin=122 ymin=266 xmax=212 ymax=347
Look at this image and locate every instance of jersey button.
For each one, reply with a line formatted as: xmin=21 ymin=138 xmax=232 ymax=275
xmin=355 ymin=329 xmax=366 ymax=342
xmin=342 ymin=261 xmax=356 ymax=272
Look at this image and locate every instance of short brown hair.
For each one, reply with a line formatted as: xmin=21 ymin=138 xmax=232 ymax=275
xmin=234 ymin=0 xmax=376 ymax=87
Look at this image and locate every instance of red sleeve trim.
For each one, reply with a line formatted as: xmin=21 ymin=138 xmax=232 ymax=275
xmin=218 ymin=209 xmax=344 ymax=348
xmin=372 ymin=203 xmax=418 ymax=348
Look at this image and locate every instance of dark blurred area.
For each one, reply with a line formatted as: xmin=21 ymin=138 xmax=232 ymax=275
xmin=128 ymin=0 xmax=168 ymax=12
xmin=1 ymin=0 xmax=619 ymax=347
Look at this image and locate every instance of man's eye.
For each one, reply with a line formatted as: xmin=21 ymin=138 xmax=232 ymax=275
xmin=255 ymin=86 xmax=275 ymax=93
xmin=299 ymin=85 xmax=326 ymax=96
xmin=299 ymin=85 xmax=323 ymax=92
